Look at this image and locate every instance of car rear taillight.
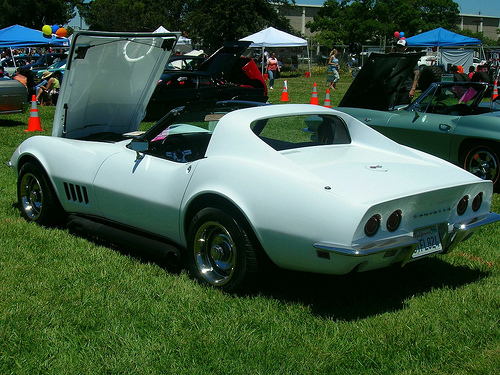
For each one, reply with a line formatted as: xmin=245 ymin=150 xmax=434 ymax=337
xmin=472 ymin=192 xmax=483 ymax=212
xmin=457 ymin=196 xmax=469 ymax=216
xmin=364 ymin=214 xmax=381 ymax=237
xmin=387 ymin=210 xmax=402 ymax=232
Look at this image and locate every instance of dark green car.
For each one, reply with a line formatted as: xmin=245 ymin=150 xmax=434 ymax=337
xmin=338 ymin=53 xmax=500 ymax=188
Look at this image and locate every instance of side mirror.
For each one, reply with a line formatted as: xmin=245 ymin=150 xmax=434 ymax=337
xmin=130 ymin=140 xmax=148 ymax=160
xmin=130 ymin=140 xmax=148 ymax=153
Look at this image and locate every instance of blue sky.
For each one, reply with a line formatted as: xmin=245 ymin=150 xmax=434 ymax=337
xmin=296 ymin=0 xmax=500 ymax=17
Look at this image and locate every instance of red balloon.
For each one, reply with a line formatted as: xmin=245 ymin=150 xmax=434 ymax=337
xmin=394 ymin=31 xmax=400 ymax=38
xmin=56 ymin=27 xmax=67 ymax=37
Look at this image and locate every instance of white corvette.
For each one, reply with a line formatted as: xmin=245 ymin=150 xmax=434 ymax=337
xmin=9 ymin=31 xmax=500 ymax=292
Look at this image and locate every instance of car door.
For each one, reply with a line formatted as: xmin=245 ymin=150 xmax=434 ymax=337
xmin=383 ymin=110 xmax=458 ymax=160
xmin=93 ymin=144 xmax=197 ymax=244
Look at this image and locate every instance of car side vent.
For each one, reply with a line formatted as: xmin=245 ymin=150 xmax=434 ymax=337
xmin=63 ymin=182 xmax=89 ymax=205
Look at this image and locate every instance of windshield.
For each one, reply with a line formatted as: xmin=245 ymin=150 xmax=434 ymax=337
xmin=412 ymin=83 xmax=488 ymax=116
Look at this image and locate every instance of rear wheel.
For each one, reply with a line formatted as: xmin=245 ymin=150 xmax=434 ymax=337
xmin=463 ymin=145 xmax=500 ymax=187
xmin=17 ymin=162 xmax=66 ymax=226
xmin=187 ymin=207 xmax=258 ymax=293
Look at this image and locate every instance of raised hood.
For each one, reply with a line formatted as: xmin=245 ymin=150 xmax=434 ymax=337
xmin=53 ymin=30 xmax=179 ymax=138
xmin=339 ymin=52 xmax=423 ymax=111
xmin=196 ymin=40 xmax=251 ymax=80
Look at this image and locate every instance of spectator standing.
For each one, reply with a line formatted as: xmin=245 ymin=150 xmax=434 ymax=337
xmin=468 ymin=66 xmax=475 ymax=79
xmin=266 ymin=52 xmax=280 ymax=90
xmin=394 ymin=39 xmax=420 ymax=105
xmin=327 ymin=49 xmax=340 ymax=90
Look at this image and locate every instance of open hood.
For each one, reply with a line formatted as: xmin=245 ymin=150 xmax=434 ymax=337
xmin=53 ymin=30 xmax=179 ymax=138
xmin=339 ymin=52 xmax=423 ymax=110
xmin=196 ymin=40 xmax=252 ymax=80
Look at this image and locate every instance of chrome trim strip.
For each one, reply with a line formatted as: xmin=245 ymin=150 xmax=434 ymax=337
xmin=314 ymin=212 xmax=500 ymax=258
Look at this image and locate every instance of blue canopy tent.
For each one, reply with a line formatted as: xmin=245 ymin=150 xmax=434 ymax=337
xmin=406 ymin=27 xmax=481 ymax=47
xmin=0 ymin=24 xmax=70 ymax=48
xmin=406 ymin=28 xmax=482 ymax=72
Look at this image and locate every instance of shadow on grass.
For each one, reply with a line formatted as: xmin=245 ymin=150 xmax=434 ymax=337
xmin=244 ymin=258 xmax=489 ymax=320
xmin=12 ymin=198 xmax=487 ymax=321
xmin=0 ymin=118 xmax=26 ymax=127
xmin=63 ymin=222 xmax=490 ymax=321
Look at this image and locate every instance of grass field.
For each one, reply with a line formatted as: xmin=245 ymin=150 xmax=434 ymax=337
xmin=1 ymin=72 xmax=500 ymax=374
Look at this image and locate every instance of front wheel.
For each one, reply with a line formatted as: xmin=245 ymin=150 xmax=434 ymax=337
xmin=17 ymin=162 xmax=66 ymax=226
xmin=463 ymin=145 xmax=500 ymax=187
xmin=187 ymin=207 xmax=258 ymax=293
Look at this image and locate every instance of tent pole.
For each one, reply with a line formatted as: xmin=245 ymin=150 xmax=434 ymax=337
xmin=307 ymin=39 xmax=311 ymax=78
xmin=262 ymin=46 xmax=265 ymax=75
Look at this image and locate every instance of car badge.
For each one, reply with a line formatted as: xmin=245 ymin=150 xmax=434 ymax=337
xmin=365 ymin=164 xmax=388 ymax=172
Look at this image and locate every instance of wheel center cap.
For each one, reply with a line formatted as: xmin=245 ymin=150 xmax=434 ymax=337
xmin=211 ymin=244 xmax=224 ymax=261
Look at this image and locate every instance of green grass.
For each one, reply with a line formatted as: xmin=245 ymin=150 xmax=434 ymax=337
xmin=1 ymin=77 xmax=500 ymax=374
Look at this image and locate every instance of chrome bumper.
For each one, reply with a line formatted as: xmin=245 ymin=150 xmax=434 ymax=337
xmin=314 ymin=212 xmax=500 ymax=265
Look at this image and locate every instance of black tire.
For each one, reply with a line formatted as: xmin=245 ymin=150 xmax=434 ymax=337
xmin=463 ymin=145 xmax=500 ymax=187
xmin=418 ymin=65 xmax=443 ymax=91
xmin=187 ymin=207 xmax=258 ymax=293
xmin=17 ymin=162 xmax=66 ymax=226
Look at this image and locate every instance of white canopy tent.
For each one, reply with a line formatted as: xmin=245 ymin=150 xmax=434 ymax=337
xmin=154 ymin=26 xmax=192 ymax=53
xmin=239 ymin=27 xmax=311 ymax=76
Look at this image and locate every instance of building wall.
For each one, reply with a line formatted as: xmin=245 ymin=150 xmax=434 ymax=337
xmin=459 ymin=14 xmax=500 ymax=41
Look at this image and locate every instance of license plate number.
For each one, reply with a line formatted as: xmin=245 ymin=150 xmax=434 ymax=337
xmin=412 ymin=226 xmax=443 ymax=259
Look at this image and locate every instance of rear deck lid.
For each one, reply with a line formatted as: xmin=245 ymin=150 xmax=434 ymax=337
xmin=53 ymin=30 xmax=179 ymax=138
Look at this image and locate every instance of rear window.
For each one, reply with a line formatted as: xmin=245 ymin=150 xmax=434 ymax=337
xmin=251 ymin=114 xmax=351 ymax=151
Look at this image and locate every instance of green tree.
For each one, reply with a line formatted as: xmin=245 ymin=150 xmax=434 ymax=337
xmin=185 ymin=0 xmax=295 ymax=52
xmin=307 ymin=0 xmax=460 ymax=47
xmin=80 ymin=0 xmax=194 ymax=32
xmin=0 ymin=0 xmax=77 ymax=30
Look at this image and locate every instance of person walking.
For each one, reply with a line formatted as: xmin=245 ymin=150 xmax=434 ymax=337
xmin=327 ymin=49 xmax=340 ymax=90
xmin=266 ymin=52 xmax=280 ymax=90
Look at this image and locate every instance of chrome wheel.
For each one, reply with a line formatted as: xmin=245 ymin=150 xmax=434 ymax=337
xmin=19 ymin=172 xmax=44 ymax=220
xmin=17 ymin=162 xmax=66 ymax=226
xmin=465 ymin=147 xmax=499 ymax=183
xmin=193 ymin=220 xmax=236 ymax=286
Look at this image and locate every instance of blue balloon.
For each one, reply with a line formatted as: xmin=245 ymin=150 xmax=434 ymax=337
xmin=399 ymin=31 xmax=405 ymax=38
xmin=52 ymin=24 xmax=59 ymax=34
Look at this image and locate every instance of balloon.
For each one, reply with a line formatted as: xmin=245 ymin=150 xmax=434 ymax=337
xmin=52 ymin=24 xmax=59 ymax=34
xmin=394 ymin=31 xmax=400 ymax=38
xmin=56 ymin=28 xmax=67 ymax=37
xmin=42 ymin=25 xmax=52 ymax=35
xmin=400 ymin=31 xmax=405 ymax=38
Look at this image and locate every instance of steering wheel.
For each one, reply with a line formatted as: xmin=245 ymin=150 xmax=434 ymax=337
xmin=434 ymin=101 xmax=451 ymax=115
xmin=161 ymin=134 xmax=193 ymax=162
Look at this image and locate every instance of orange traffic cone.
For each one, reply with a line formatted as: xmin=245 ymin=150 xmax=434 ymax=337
xmin=494 ymin=80 xmax=498 ymax=100
xmin=280 ymin=80 xmax=289 ymax=102
xmin=25 ymin=95 xmax=43 ymax=132
xmin=323 ymin=89 xmax=331 ymax=108
xmin=310 ymin=82 xmax=319 ymax=105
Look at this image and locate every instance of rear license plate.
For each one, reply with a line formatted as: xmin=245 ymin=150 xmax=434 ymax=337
xmin=412 ymin=225 xmax=443 ymax=259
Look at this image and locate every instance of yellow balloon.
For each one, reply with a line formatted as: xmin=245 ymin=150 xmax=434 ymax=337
xmin=42 ymin=25 xmax=52 ymax=36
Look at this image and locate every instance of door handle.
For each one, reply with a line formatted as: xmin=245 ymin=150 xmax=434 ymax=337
xmin=439 ymin=124 xmax=451 ymax=131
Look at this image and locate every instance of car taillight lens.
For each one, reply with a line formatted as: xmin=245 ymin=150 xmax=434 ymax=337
xmin=387 ymin=210 xmax=402 ymax=232
xmin=364 ymin=214 xmax=381 ymax=237
xmin=457 ymin=196 xmax=469 ymax=216
xmin=472 ymin=192 xmax=483 ymax=212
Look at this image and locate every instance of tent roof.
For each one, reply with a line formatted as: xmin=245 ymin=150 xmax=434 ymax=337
xmin=239 ymin=27 xmax=307 ymax=48
xmin=0 ymin=24 xmax=70 ymax=48
xmin=406 ymin=27 xmax=481 ymax=47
